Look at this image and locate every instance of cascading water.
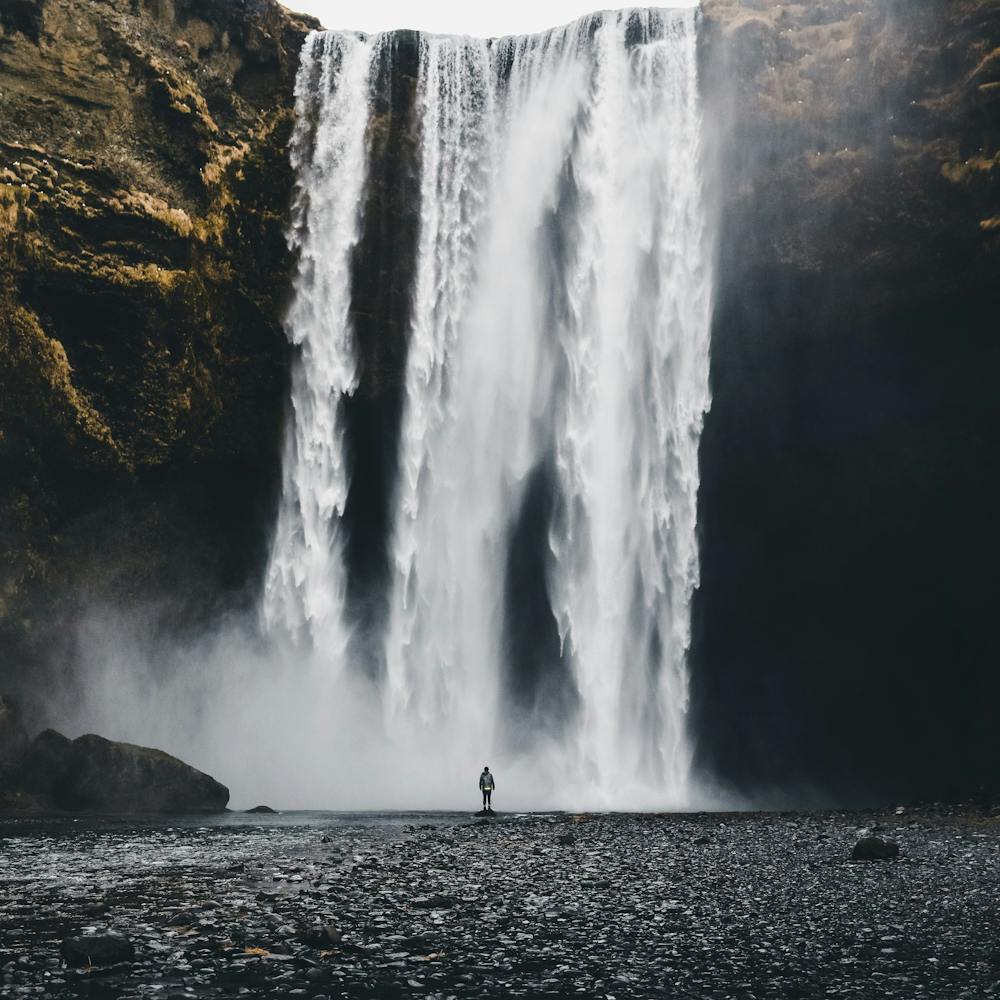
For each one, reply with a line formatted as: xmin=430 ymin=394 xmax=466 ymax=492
xmin=263 ymin=31 xmax=376 ymax=658
xmin=264 ymin=9 xmax=713 ymax=809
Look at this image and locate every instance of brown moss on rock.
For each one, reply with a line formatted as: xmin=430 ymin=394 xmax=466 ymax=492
xmin=0 ymin=0 xmax=316 ymax=671
xmin=700 ymin=0 xmax=1000 ymax=302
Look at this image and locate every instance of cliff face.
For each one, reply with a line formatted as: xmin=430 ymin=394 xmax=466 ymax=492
xmin=692 ymin=0 xmax=1000 ymax=801
xmin=0 ymin=0 xmax=315 ymax=677
xmin=699 ymin=0 xmax=999 ymax=301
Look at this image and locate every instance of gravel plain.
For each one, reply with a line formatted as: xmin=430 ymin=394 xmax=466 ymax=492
xmin=2 ymin=806 xmax=999 ymax=999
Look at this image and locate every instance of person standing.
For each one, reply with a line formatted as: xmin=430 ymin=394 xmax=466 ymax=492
xmin=479 ymin=766 xmax=495 ymax=812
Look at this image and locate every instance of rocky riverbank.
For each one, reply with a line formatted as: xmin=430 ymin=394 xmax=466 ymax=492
xmin=2 ymin=806 xmax=999 ymax=998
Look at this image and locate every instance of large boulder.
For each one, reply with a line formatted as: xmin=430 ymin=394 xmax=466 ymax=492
xmin=13 ymin=730 xmax=229 ymax=813
xmin=57 ymin=734 xmax=229 ymax=813
xmin=19 ymin=728 xmax=71 ymax=783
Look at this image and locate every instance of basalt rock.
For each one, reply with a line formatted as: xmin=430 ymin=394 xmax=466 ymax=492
xmin=852 ymin=836 xmax=901 ymax=861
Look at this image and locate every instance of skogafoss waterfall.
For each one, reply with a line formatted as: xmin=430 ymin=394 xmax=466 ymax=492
xmin=264 ymin=9 xmax=713 ymax=810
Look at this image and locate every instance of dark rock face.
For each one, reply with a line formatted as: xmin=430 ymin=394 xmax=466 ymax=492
xmin=17 ymin=727 xmax=72 ymax=794
xmin=0 ymin=694 xmax=28 ymax=761
xmin=54 ymin=733 xmax=229 ymax=812
xmin=691 ymin=0 xmax=1000 ymax=803
xmin=0 ymin=0 xmax=316 ymax=685
xmin=852 ymin=836 xmax=900 ymax=861
xmin=5 ymin=725 xmax=229 ymax=813
xmin=699 ymin=0 xmax=1000 ymax=303
xmin=60 ymin=931 xmax=135 ymax=967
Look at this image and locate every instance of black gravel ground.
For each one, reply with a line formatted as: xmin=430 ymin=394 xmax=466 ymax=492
xmin=2 ymin=807 xmax=1000 ymax=999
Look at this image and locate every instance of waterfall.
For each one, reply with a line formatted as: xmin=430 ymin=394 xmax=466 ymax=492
xmin=265 ymin=9 xmax=713 ymax=809
xmin=263 ymin=31 xmax=377 ymax=660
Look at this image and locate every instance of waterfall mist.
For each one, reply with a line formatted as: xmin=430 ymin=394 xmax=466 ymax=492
xmin=50 ymin=9 xmax=716 ymax=812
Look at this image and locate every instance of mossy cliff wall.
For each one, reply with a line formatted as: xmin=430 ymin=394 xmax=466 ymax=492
xmin=0 ymin=0 xmax=315 ymax=678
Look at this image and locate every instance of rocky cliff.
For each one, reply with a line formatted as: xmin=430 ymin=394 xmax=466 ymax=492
xmin=692 ymin=0 xmax=1000 ymax=801
xmin=0 ymin=0 xmax=315 ymax=683
xmin=700 ymin=0 xmax=999 ymax=300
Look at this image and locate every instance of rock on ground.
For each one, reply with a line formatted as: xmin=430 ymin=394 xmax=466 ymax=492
xmin=60 ymin=932 xmax=134 ymax=967
xmin=1 ymin=716 xmax=229 ymax=814
xmin=852 ymin=835 xmax=901 ymax=861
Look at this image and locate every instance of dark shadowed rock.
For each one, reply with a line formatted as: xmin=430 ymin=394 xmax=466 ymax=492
xmin=246 ymin=804 xmax=278 ymax=813
xmin=18 ymin=728 xmax=73 ymax=793
xmin=0 ymin=694 xmax=28 ymax=762
xmin=11 ymin=730 xmax=228 ymax=813
xmin=59 ymin=735 xmax=229 ymax=812
xmin=60 ymin=932 xmax=135 ymax=967
xmin=0 ymin=0 xmax=317 ymax=680
xmin=852 ymin=836 xmax=900 ymax=861
xmin=0 ymin=727 xmax=68 ymax=813
xmin=413 ymin=894 xmax=459 ymax=910
xmin=298 ymin=923 xmax=343 ymax=947
xmin=0 ymin=695 xmax=37 ymax=812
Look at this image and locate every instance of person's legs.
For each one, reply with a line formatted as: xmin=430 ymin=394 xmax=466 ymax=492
xmin=485 ymin=790 xmax=492 ymax=810
xmin=482 ymin=790 xmax=488 ymax=809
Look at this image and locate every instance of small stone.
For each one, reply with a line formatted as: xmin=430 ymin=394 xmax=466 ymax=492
xmin=413 ymin=895 xmax=459 ymax=910
xmin=298 ymin=923 xmax=343 ymax=947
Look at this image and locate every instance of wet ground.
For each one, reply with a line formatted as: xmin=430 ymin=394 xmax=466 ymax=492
xmin=2 ymin=806 xmax=999 ymax=999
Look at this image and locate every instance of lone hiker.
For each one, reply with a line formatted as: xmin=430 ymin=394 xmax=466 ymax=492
xmin=479 ymin=766 xmax=495 ymax=812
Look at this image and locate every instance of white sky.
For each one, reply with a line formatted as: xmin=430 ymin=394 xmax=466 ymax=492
xmin=281 ymin=1 xmax=698 ymax=38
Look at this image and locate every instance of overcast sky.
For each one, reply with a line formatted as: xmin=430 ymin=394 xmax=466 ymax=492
xmin=281 ymin=1 xmax=697 ymax=38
